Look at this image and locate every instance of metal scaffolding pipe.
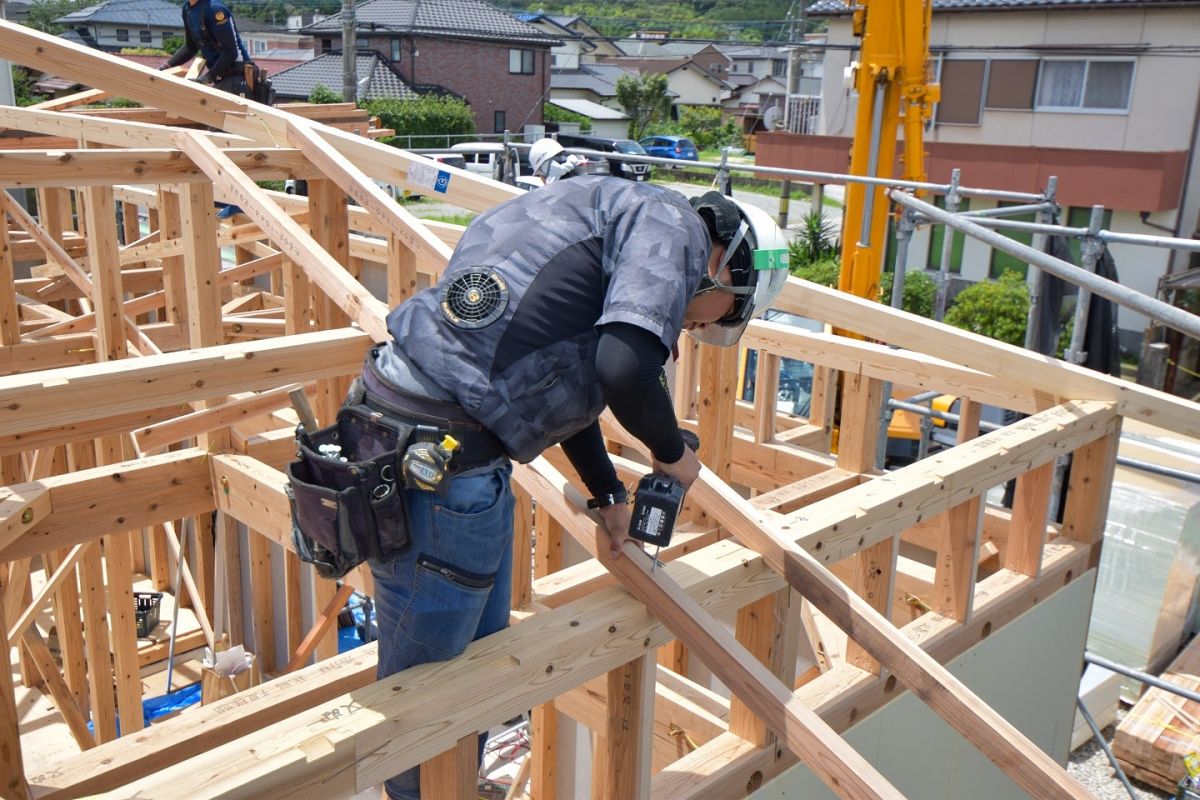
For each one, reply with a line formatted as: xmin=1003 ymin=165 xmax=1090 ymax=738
xmin=1085 ymin=651 xmax=1200 ymax=705
xmin=890 ymin=190 xmax=1200 ymax=341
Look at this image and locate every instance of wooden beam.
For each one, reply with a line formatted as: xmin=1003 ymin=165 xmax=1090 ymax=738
xmin=420 ymin=735 xmax=477 ymax=800
xmin=778 ymin=279 xmax=1200 ymax=438
xmin=524 ymin=458 xmax=903 ymax=800
xmin=136 ymin=385 xmax=301 ymax=453
xmin=594 ymin=653 xmax=656 ymax=800
xmin=0 ymin=148 xmax=312 ymax=188
xmin=0 ymin=589 xmax=31 ymax=800
xmin=651 ymin=538 xmax=1091 ymax=798
xmin=0 ymin=328 xmax=369 ymax=438
xmin=1005 ymin=462 xmax=1054 ymax=577
xmin=0 ymin=448 xmax=213 ymax=562
xmin=931 ymin=399 xmax=984 ymax=622
xmin=283 ymin=583 xmax=355 ymax=674
xmin=0 ymin=214 xmax=19 ymax=347
xmin=173 ymin=132 xmax=390 ymax=342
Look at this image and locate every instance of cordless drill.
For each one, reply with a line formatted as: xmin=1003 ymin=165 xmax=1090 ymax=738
xmin=628 ymin=430 xmax=700 ymax=554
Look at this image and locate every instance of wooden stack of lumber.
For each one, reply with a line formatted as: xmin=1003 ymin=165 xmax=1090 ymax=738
xmin=1113 ymin=634 xmax=1200 ymax=793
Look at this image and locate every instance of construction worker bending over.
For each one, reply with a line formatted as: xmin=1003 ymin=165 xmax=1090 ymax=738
xmin=290 ymin=176 xmax=788 ymax=799
xmin=529 ymin=137 xmax=582 ymax=185
xmin=164 ymin=0 xmax=252 ymax=94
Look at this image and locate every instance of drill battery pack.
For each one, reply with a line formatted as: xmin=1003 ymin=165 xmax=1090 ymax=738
xmin=629 ymin=474 xmax=688 ymax=548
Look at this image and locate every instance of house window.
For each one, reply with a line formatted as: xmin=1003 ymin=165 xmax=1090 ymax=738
xmin=772 ymin=58 xmax=786 ymax=77
xmin=989 ymin=203 xmax=1037 ymax=280
xmin=926 ymin=195 xmax=969 ymax=273
xmin=747 ymin=61 xmax=755 ymax=73
xmin=115 ymin=28 xmax=129 ymax=42
xmin=1036 ymin=60 xmax=1134 ymax=111
xmin=253 ymin=40 xmax=266 ymax=54
xmin=985 ymin=60 xmax=1038 ymax=109
xmin=509 ymin=49 xmax=535 ymax=75
xmin=355 ymin=37 xmax=369 ymax=50
xmin=321 ymin=38 xmax=332 ymax=54
xmin=494 ymin=110 xmax=506 ymax=133
xmin=937 ymin=59 xmax=987 ymax=125
xmin=139 ymin=29 xmax=152 ymax=44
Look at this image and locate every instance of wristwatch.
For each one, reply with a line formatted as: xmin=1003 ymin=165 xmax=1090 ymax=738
xmin=586 ymin=489 xmax=628 ymax=509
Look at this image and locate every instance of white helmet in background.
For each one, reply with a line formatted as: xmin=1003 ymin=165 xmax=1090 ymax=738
xmin=687 ymin=191 xmax=790 ymax=347
xmin=529 ymin=138 xmax=564 ymax=178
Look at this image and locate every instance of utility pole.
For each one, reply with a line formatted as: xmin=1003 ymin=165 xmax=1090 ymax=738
xmin=341 ymin=0 xmax=355 ymax=104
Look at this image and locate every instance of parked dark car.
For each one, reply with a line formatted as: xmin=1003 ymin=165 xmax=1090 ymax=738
xmin=556 ymin=134 xmax=652 ymax=181
xmin=638 ymin=134 xmax=699 ymax=163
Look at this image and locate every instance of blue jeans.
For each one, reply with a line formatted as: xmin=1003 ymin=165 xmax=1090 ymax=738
xmin=370 ymin=462 xmax=515 ymax=800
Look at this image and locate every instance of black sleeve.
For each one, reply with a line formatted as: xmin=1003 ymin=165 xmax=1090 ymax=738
xmin=560 ymin=421 xmax=624 ymax=499
xmin=596 ymin=322 xmax=685 ymax=464
xmin=165 ymin=7 xmax=197 ymax=67
xmin=205 ymin=13 xmax=240 ymax=79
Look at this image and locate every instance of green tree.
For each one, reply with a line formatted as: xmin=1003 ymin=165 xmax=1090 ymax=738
xmin=308 ymin=84 xmax=342 ymax=104
xmin=616 ymin=72 xmax=671 ymax=141
xmin=25 ymin=0 xmax=89 ymax=33
xmin=543 ymin=102 xmax=592 ymax=133
xmin=162 ymin=35 xmax=184 ymax=55
xmin=943 ymin=271 xmax=1030 ymax=347
xmin=12 ymin=67 xmax=46 ymax=107
xmin=365 ymin=94 xmax=475 ymax=149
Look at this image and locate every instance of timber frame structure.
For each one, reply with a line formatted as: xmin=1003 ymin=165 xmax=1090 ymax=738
xmin=1 ymin=21 xmax=1199 ymax=800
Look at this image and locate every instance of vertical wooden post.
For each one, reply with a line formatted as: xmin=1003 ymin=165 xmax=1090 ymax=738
xmin=671 ymin=337 xmax=699 ymax=421
xmin=594 ymin=652 xmax=655 ymax=800
xmin=696 ymin=344 xmax=738 ymax=481
xmin=387 ymin=233 xmax=418 ymax=307
xmin=730 ymin=587 xmax=799 ymax=746
xmin=246 ymin=531 xmax=276 ymax=673
xmin=510 ymin=485 xmax=533 ymax=612
xmin=933 ymin=399 xmax=984 ymax=621
xmin=419 ymin=733 xmax=477 ymax=800
xmin=806 ymin=365 xmax=838 ymax=452
xmin=67 ymin=441 xmax=118 ymax=742
xmin=0 ymin=216 xmax=19 ymax=346
xmin=120 ymin=201 xmax=140 ymax=245
xmin=1005 ymin=461 xmax=1055 ymax=578
xmin=281 ymin=257 xmax=309 ymax=660
xmin=84 ymin=184 xmax=145 ymax=734
xmin=305 ymin=178 xmax=351 ymax=662
xmin=1061 ymin=428 xmax=1120 ymax=571
xmin=531 ymin=502 xmax=563 ymax=800
xmin=0 ymin=589 xmax=31 ymax=800
xmin=837 ymin=373 xmax=896 ymax=673
xmin=753 ymin=352 xmax=780 ymax=444
xmin=157 ymin=187 xmax=187 ymax=325
xmin=43 ymin=546 xmax=88 ymax=706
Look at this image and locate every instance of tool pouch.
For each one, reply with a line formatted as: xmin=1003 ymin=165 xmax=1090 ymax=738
xmin=286 ymin=404 xmax=414 ymax=579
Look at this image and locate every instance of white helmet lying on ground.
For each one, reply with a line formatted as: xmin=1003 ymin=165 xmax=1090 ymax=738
xmin=687 ymin=191 xmax=790 ymax=347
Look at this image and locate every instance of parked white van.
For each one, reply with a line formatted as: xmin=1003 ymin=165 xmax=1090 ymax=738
xmin=450 ymin=142 xmax=505 ymax=177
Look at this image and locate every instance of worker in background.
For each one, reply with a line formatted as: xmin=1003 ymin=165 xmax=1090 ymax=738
xmin=164 ymin=0 xmax=255 ymax=218
xmin=529 ymin=137 xmax=582 ymax=185
xmin=358 ymin=177 xmax=788 ymax=799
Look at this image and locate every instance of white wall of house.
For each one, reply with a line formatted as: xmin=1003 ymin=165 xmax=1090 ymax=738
xmin=82 ymin=23 xmax=180 ymax=48
xmin=667 ymin=66 xmax=725 ymax=106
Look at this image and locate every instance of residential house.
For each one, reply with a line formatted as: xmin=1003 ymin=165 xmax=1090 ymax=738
xmin=54 ymin=0 xmax=183 ymax=51
xmin=718 ymin=43 xmax=790 ymax=83
xmin=550 ymin=62 xmax=640 ymax=111
xmin=237 ymin=19 xmax=315 ymax=60
xmin=783 ymin=38 xmax=826 ymax=135
xmin=515 ymin=12 xmax=623 ymax=69
xmin=722 ymin=73 xmax=787 ymax=140
xmin=597 ymin=56 xmax=731 ymax=107
xmin=759 ymin=0 xmax=1200 ymax=348
xmin=270 ymin=51 xmax=419 ymax=102
xmin=545 ymin=98 xmax=630 ymax=139
xmin=303 ymin=0 xmax=559 ymax=134
xmin=604 ymin=39 xmax=730 ymax=80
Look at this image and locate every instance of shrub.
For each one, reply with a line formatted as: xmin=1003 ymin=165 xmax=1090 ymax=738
xmin=943 ymin=271 xmax=1030 ymax=347
xmin=789 ymin=210 xmax=838 ymax=267
xmin=366 ymin=94 xmax=475 ymax=149
xmin=308 ymin=84 xmax=342 ymax=104
xmin=878 ymin=270 xmax=936 ymax=319
xmin=790 ymin=255 xmax=841 ymax=287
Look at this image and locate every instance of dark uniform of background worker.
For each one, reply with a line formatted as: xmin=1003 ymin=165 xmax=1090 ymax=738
xmin=346 ymin=176 xmax=787 ymax=799
xmin=163 ymin=0 xmax=268 ymax=217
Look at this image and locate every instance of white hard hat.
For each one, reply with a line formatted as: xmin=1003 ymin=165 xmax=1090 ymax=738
xmin=686 ymin=192 xmax=790 ymax=347
xmin=529 ymin=138 xmax=564 ymax=178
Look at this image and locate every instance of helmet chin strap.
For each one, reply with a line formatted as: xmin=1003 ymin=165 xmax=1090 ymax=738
xmin=696 ymin=220 xmax=754 ymax=297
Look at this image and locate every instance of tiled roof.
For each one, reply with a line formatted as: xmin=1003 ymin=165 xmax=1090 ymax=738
xmin=270 ymin=52 xmax=420 ymax=101
xmin=808 ymin=0 xmax=1200 ymax=14
xmin=551 ymin=62 xmax=633 ymax=96
xmin=304 ymin=0 xmax=560 ymax=45
xmin=612 ymin=39 xmax=712 ymax=57
xmin=55 ymin=0 xmax=182 ymax=27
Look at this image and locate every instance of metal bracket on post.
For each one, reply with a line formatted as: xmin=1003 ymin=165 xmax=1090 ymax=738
xmin=1023 ymin=176 xmax=1059 ymax=351
xmin=717 ymin=148 xmax=732 ymax=196
xmin=932 ymin=168 xmax=961 ymax=321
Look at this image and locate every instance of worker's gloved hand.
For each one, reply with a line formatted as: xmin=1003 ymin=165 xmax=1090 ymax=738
xmin=194 ymin=72 xmax=215 ymax=85
xmin=653 ymin=442 xmax=702 ymax=493
xmin=596 ymin=501 xmax=634 ymax=561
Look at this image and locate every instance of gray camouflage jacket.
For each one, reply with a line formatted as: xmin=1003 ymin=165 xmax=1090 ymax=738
xmin=385 ymin=176 xmax=711 ymax=462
